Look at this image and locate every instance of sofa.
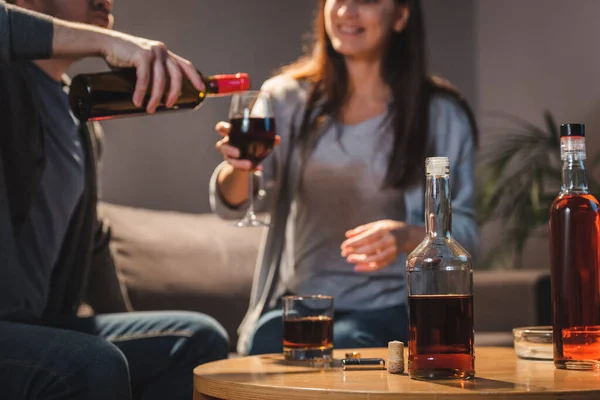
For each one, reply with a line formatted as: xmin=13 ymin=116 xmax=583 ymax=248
xmin=96 ymin=202 xmax=552 ymax=352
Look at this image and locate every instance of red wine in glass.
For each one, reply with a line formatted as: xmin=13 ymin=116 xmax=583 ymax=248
xmin=228 ymin=90 xmax=274 ymax=227
xmin=228 ymin=117 xmax=276 ymax=168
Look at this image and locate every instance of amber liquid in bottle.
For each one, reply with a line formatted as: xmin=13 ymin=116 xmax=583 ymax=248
xmin=68 ymin=69 xmax=250 ymax=121
xmin=550 ymin=194 xmax=600 ymax=370
xmin=408 ymin=294 xmax=474 ymax=375
xmin=549 ymin=125 xmax=600 ymax=371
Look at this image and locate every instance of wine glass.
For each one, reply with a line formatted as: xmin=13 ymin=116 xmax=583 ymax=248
xmin=228 ymin=91 xmax=276 ymax=227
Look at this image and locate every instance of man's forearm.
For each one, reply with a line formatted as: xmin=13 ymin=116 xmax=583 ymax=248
xmin=51 ymin=19 xmax=110 ymax=59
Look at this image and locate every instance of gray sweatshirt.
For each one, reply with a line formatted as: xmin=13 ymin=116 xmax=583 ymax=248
xmin=281 ymin=112 xmax=407 ymax=311
xmin=0 ymin=2 xmax=54 ymax=64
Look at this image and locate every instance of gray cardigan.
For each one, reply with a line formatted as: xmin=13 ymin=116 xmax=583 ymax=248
xmin=209 ymin=75 xmax=478 ymax=355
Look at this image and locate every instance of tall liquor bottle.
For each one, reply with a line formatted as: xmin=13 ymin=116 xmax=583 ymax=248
xmin=550 ymin=123 xmax=600 ymax=371
xmin=407 ymin=157 xmax=475 ymax=380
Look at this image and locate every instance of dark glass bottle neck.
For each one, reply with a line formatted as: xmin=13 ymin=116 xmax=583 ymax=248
xmin=425 ymin=174 xmax=452 ymax=239
xmin=205 ymin=77 xmax=219 ymax=94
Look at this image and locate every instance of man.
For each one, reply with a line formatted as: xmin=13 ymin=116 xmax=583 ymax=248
xmin=0 ymin=1 xmax=229 ymax=399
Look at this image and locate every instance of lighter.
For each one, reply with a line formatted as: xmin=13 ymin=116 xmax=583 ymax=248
xmin=341 ymin=358 xmax=386 ymax=371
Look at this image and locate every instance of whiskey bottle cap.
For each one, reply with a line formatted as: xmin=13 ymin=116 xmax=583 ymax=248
xmin=425 ymin=157 xmax=449 ymax=176
xmin=560 ymin=123 xmax=585 ymax=138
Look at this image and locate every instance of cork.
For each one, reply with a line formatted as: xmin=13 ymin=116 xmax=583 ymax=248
xmin=387 ymin=341 xmax=405 ymax=374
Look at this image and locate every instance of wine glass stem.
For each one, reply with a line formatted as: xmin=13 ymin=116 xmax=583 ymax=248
xmin=247 ymin=171 xmax=255 ymax=218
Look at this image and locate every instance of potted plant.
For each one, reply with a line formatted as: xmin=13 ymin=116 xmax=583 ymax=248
xmin=476 ymin=111 xmax=600 ymax=269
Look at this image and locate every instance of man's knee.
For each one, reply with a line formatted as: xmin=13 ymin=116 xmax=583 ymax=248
xmin=171 ymin=312 xmax=229 ymax=363
xmin=0 ymin=322 xmax=131 ymax=399
xmin=70 ymin=335 xmax=131 ymax=399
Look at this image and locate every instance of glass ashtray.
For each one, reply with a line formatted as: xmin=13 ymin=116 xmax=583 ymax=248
xmin=513 ymin=326 xmax=553 ymax=360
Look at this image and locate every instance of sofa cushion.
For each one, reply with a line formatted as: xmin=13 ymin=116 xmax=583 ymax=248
xmin=97 ymin=202 xmax=551 ymax=352
xmin=98 ymin=202 xmax=262 ymax=350
xmin=473 ymin=270 xmax=551 ymax=332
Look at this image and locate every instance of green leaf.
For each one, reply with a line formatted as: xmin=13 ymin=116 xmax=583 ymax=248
xmin=544 ymin=110 xmax=560 ymax=147
xmin=530 ymin=176 xmax=541 ymax=214
xmin=477 ymin=110 xmax=578 ymax=267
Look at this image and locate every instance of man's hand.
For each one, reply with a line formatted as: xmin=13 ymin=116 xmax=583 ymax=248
xmin=99 ymin=32 xmax=205 ymax=113
xmin=51 ymin=19 xmax=204 ymax=113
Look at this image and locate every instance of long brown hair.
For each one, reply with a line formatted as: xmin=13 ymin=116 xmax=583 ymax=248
xmin=281 ymin=0 xmax=477 ymax=188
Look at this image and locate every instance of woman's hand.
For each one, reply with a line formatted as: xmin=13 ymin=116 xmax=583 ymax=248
xmin=214 ymin=121 xmax=280 ymax=206
xmin=341 ymin=220 xmax=419 ymax=272
xmin=215 ymin=121 xmax=281 ymax=172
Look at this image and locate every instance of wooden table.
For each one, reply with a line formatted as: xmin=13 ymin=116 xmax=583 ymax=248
xmin=194 ymin=347 xmax=600 ymax=399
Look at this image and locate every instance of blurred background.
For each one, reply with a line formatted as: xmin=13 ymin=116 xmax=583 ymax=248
xmin=71 ymin=0 xmax=600 ymax=271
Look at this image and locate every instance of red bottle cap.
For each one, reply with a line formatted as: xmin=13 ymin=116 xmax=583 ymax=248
xmin=212 ymin=73 xmax=251 ymax=94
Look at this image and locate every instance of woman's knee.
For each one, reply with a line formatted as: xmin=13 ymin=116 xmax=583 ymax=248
xmin=334 ymin=319 xmax=384 ymax=349
xmin=247 ymin=310 xmax=283 ymax=355
xmin=168 ymin=311 xmax=230 ymax=363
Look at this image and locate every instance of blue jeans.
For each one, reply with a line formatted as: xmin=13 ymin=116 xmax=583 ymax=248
xmin=248 ymin=305 xmax=408 ymax=355
xmin=0 ymin=311 xmax=228 ymax=399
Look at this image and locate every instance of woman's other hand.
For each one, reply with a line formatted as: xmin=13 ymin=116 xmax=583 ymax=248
xmin=341 ymin=220 xmax=421 ymax=272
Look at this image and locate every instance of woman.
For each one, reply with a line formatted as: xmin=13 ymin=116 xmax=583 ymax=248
xmin=210 ymin=0 xmax=478 ymax=355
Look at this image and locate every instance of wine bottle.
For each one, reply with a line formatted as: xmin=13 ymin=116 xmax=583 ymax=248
xmin=406 ymin=157 xmax=475 ymax=380
xmin=549 ymin=123 xmax=600 ymax=371
xmin=68 ymin=69 xmax=250 ymax=121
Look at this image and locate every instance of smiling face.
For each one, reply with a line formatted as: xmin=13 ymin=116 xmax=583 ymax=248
xmin=39 ymin=0 xmax=114 ymax=29
xmin=324 ymin=0 xmax=409 ymax=61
